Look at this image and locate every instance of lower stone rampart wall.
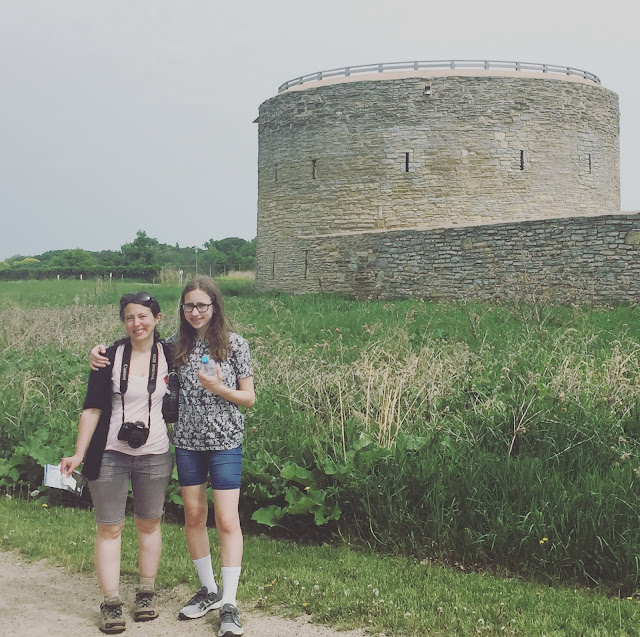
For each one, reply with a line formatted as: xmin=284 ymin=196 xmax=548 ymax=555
xmin=257 ymin=212 xmax=640 ymax=303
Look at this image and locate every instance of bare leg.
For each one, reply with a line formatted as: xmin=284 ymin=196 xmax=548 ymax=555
xmin=181 ymin=483 xmax=211 ymax=559
xmin=214 ymin=489 xmax=243 ymax=607
xmin=213 ymin=488 xmax=242 ymax=567
xmin=134 ymin=515 xmax=163 ymax=579
xmin=95 ymin=522 xmax=125 ymax=596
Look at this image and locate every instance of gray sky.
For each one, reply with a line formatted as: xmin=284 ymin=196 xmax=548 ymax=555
xmin=1 ymin=0 xmax=638 ymax=261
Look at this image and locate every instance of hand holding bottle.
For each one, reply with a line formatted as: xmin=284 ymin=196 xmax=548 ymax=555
xmin=198 ymin=355 xmax=225 ymax=394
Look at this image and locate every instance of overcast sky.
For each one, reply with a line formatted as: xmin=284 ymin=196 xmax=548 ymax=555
xmin=1 ymin=0 xmax=638 ymax=261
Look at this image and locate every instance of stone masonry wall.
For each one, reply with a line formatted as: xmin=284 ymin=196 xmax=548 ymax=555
xmin=257 ymin=212 xmax=640 ymax=304
xmin=256 ymin=73 xmax=620 ymax=297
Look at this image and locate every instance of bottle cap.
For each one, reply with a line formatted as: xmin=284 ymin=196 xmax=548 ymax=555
xmin=201 ymin=355 xmax=210 ymax=364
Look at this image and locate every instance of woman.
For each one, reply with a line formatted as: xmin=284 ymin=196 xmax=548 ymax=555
xmin=62 ymin=291 xmax=174 ymax=634
xmin=90 ymin=277 xmax=255 ymax=637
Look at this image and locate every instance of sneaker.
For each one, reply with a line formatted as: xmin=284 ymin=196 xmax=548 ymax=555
xmin=99 ymin=596 xmax=125 ymax=634
xmin=218 ymin=603 xmax=244 ymax=637
xmin=178 ymin=585 xmax=222 ymax=619
xmin=134 ymin=585 xmax=159 ymax=622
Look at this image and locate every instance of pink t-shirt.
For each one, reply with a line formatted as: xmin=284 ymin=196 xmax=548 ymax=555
xmin=105 ymin=344 xmax=171 ymax=456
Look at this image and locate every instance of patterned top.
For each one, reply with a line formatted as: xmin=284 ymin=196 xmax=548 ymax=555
xmin=170 ymin=333 xmax=253 ymax=451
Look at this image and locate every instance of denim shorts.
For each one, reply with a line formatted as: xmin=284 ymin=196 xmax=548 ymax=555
xmin=174 ymin=446 xmax=242 ymax=490
xmin=88 ymin=450 xmax=173 ymax=524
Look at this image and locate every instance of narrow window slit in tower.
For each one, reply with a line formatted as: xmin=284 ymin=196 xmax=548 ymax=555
xmin=303 ymin=250 xmax=309 ymax=279
xmin=275 ymin=164 xmax=278 ymax=182
xmin=520 ymin=150 xmax=525 ymax=171
xmin=588 ymin=154 xmax=592 ymax=173
xmin=405 ymin=152 xmax=410 ymax=172
xmin=271 ymin=252 xmax=276 ymax=279
xmin=312 ymin=159 xmax=317 ymax=179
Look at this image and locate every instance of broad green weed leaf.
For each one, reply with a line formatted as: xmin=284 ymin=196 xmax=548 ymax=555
xmin=280 ymin=461 xmax=313 ymax=486
xmin=251 ymin=505 xmax=285 ymax=527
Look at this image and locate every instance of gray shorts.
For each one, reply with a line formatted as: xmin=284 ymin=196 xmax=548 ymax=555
xmin=88 ymin=450 xmax=173 ymax=525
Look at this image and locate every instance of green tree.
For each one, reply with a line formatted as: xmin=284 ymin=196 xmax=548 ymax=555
xmin=120 ymin=230 xmax=159 ymax=267
xmin=12 ymin=257 xmax=41 ymax=267
xmin=204 ymin=237 xmax=255 ymax=271
xmin=200 ymin=245 xmax=228 ymax=274
xmin=117 ymin=230 xmax=163 ymax=277
xmin=49 ymin=249 xmax=97 ymax=271
xmin=5 ymin=254 xmax=26 ymax=266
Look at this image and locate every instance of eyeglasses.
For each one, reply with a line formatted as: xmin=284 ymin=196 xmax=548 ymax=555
xmin=182 ymin=302 xmax=213 ymax=314
xmin=120 ymin=291 xmax=153 ymax=307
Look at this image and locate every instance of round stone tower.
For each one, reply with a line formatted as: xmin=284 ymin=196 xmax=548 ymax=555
xmin=255 ymin=61 xmax=620 ymax=293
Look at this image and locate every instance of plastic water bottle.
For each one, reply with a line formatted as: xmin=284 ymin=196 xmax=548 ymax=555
xmin=201 ymin=355 xmax=216 ymax=375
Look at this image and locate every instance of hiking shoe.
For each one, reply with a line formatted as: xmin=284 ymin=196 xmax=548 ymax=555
xmin=99 ymin=596 xmax=125 ymax=634
xmin=218 ymin=603 xmax=244 ymax=637
xmin=178 ymin=585 xmax=222 ymax=619
xmin=134 ymin=585 xmax=159 ymax=622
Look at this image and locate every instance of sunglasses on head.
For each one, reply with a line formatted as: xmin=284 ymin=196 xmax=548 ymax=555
xmin=120 ymin=291 xmax=154 ymax=307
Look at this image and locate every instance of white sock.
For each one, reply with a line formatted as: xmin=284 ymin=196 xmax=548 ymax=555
xmin=193 ymin=555 xmax=218 ymax=594
xmin=220 ymin=566 xmax=241 ymax=607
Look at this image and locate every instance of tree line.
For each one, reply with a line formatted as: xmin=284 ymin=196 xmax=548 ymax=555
xmin=0 ymin=231 xmax=256 ymax=281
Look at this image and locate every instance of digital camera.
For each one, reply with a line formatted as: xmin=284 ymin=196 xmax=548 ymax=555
xmin=117 ymin=421 xmax=149 ymax=449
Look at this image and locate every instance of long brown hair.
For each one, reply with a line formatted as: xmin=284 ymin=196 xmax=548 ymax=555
xmin=173 ymin=276 xmax=232 ymax=365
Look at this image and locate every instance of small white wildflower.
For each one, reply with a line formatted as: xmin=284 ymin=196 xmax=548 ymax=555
xmin=372 ymin=588 xmax=379 ymax=597
xmin=344 ymin=589 xmax=350 ymax=597
xmin=4 ymin=494 xmax=11 ymax=499
xmin=294 ymin=581 xmax=299 ymax=586
xmin=404 ymin=612 xmax=412 ymax=618
xmin=313 ymin=585 xmax=320 ymax=591
xmin=30 ymin=489 xmax=39 ymax=497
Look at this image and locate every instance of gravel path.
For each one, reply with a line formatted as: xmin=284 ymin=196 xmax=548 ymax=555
xmin=0 ymin=550 xmax=371 ymax=637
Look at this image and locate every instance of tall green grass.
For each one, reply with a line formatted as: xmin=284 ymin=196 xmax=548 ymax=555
xmin=1 ymin=280 xmax=640 ymax=593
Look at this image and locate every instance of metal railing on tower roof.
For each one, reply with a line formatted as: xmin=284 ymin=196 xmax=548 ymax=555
xmin=277 ymin=60 xmax=601 ymax=93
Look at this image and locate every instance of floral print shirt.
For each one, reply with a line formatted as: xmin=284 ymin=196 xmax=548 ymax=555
xmin=170 ymin=333 xmax=253 ymax=451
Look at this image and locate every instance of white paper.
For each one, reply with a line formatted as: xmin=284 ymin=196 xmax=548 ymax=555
xmin=43 ymin=464 xmax=85 ymax=496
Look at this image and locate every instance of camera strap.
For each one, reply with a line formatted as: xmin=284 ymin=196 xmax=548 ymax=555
xmin=119 ymin=342 xmax=160 ymax=429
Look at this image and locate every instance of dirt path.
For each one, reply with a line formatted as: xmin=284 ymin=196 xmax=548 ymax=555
xmin=0 ymin=550 xmax=371 ymax=637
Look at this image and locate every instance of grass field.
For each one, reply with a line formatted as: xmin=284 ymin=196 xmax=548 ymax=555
xmin=2 ymin=496 xmax=640 ymax=636
xmin=2 ymin=279 xmax=640 ymax=625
